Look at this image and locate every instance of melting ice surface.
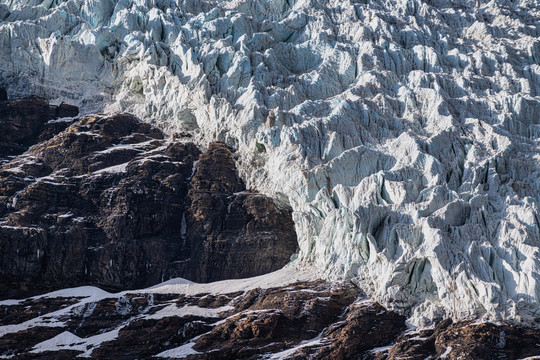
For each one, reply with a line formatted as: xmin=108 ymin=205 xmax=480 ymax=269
xmin=1 ymin=0 xmax=540 ymax=326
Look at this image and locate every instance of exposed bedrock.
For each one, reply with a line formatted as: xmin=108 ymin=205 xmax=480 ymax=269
xmin=184 ymin=141 xmax=298 ymax=282
xmin=2 ymin=279 xmax=540 ymax=359
xmin=0 ymin=95 xmax=298 ymax=299
xmin=0 ymin=94 xmax=78 ymax=161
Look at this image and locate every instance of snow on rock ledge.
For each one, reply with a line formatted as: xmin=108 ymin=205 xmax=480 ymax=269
xmin=1 ymin=0 xmax=540 ymax=326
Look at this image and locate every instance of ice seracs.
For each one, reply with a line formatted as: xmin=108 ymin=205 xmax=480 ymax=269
xmin=1 ymin=0 xmax=540 ymax=326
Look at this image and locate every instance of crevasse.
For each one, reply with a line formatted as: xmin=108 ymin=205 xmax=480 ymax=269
xmin=1 ymin=0 xmax=540 ymax=326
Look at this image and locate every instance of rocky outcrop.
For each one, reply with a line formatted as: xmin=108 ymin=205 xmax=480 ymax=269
xmin=0 ymin=279 xmax=391 ymax=359
xmin=375 ymin=319 xmax=540 ymax=360
xmin=293 ymin=302 xmax=408 ymax=360
xmin=0 ymin=98 xmax=297 ymax=299
xmin=0 ymin=93 xmax=78 ymax=161
xmin=184 ymin=142 xmax=298 ymax=282
xmin=2 ymin=277 xmax=539 ymax=359
xmin=190 ymin=280 xmax=360 ymax=359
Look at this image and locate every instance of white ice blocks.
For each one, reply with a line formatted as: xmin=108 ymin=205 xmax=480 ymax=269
xmin=1 ymin=0 xmax=540 ymax=327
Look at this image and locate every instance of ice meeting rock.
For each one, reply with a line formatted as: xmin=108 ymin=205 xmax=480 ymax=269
xmin=1 ymin=0 xmax=540 ymax=326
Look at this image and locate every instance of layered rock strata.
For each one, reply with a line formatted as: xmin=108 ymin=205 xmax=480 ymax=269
xmin=1 ymin=275 xmax=539 ymax=359
xmin=0 ymin=95 xmax=78 ymax=161
xmin=0 ymin=96 xmax=297 ymax=299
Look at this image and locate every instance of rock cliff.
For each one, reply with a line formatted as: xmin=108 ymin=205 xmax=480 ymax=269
xmin=0 ymin=96 xmax=78 ymax=160
xmin=0 ymin=95 xmax=297 ymax=299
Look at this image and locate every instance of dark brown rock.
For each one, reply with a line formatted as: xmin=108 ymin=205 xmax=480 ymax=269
xmin=0 ymin=281 xmax=367 ymax=359
xmin=3 ymin=278 xmax=539 ymax=360
xmin=0 ymin=96 xmax=79 ymax=160
xmin=0 ymin=297 xmax=82 ymax=325
xmin=0 ymin=108 xmax=298 ymax=298
xmin=0 ymin=327 xmax=66 ymax=358
xmin=183 ymin=142 xmax=298 ymax=282
xmin=191 ymin=281 xmax=360 ymax=359
xmin=64 ymin=294 xmax=157 ymax=337
xmin=190 ymin=292 xmax=244 ymax=308
xmin=56 ymin=103 xmax=79 ymax=118
xmin=298 ymin=302 xmax=407 ymax=359
xmin=7 ymin=351 xmax=84 ymax=359
xmin=380 ymin=319 xmax=540 ymax=360
xmin=90 ymin=316 xmax=214 ymax=360
xmin=377 ymin=335 xmax=435 ymax=360
xmin=433 ymin=321 xmax=540 ymax=360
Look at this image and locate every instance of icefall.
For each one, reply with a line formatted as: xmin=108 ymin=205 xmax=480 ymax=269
xmin=1 ymin=0 xmax=540 ymax=327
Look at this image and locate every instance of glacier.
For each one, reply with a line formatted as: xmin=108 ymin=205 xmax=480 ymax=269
xmin=1 ymin=0 xmax=540 ymax=327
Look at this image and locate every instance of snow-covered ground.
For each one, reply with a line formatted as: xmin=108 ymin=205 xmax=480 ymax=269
xmin=0 ymin=265 xmax=317 ymax=357
xmin=143 ymin=263 xmax=316 ymax=295
xmin=30 ymin=330 xmax=121 ymax=358
xmin=1 ymin=264 xmax=315 ymax=308
xmin=1 ymin=0 xmax=540 ymax=326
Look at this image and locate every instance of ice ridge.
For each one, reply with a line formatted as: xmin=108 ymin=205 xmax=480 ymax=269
xmin=1 ymin=0 xmax=540 ymax=326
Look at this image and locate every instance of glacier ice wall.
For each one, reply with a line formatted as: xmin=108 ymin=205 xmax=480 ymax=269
xmin=1 ymin=0 xmax=540 ymax=326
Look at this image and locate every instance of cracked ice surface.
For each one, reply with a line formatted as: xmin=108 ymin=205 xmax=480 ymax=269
xmin=1 ymin=0 xmax=540 ymax=326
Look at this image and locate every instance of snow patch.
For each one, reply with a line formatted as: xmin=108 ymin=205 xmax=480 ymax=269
xmin=30 ymin=329 xmax=120 ymax=357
